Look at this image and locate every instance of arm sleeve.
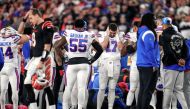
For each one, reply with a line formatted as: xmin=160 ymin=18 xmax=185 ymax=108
xmin=42 ymin=21 xmax=54 ymax=44
xmin=90 ymin=40 xmax=103 ymax=64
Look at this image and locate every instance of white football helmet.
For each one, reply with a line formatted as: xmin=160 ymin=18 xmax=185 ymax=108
xmin=0 ymin=28 xmax=6 ymax=37
xmin=5 ymin=26 xmax=18 ymax=36
xmin=0 ymin=27 xmax=18 ymax=38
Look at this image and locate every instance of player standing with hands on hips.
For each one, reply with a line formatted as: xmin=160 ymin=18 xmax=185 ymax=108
xmin=54 ymin=19 xmax=103 ymax=109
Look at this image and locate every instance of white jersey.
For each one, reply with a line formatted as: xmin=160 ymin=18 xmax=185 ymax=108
xmin=64 ymin=30 xmax=95 ymax=59
xmin=100 ymin=32 xmax=122 ymax=60
xmin=52 ymin=32 xmax=62 ymax=45
xmin=127 ymin=32 xmax=137 ymax=67
xmin=0 ymin=35 xmax=21 ymax=65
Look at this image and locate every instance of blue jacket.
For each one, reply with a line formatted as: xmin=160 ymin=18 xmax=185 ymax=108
xmin=185 ymin=40 xmax=190 ymax=70
xmin=136 ymin=26 xmax=160 ymax=67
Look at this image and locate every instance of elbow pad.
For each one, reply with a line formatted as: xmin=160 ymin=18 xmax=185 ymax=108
xmin=89 ymin=41 xmax=103 ymax=64
xmin=92 ymin=41 xmax=103 ymax=53
xmin=126 ymin=45 xmax=136 ymax=54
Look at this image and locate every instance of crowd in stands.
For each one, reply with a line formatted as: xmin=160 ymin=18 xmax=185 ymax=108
xmin=0 ymin=0 xmax=190 ymax=36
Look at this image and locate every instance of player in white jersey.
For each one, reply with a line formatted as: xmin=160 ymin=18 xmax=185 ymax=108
xmin=125 ymin=21 xmax=140 ymax=108
xmin=0 ymin=27 xmax=30 ymax=109
xmin=97 ymin=23 xmax=124 ymax=109
xmin=54 ymin=19 xmax=103 ymax=109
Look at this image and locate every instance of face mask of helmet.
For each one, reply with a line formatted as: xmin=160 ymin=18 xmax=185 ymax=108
xmin=32 ymin=69 xmax=49 ymax=90
xmin=1 ymin=27 xmax=18 ymax=38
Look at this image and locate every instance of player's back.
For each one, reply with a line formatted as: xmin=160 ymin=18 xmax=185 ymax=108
xmin=64 ymin=29 xmax=94 ymax=59
xmin=0 ymin=35 xmax=20 ymax=65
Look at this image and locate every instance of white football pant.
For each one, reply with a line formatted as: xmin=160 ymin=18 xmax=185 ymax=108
xmin=97 ymin=59 xmax=121 ymax=109
xmin=63 ymin=64 xmax=91 ymax=109
xmin=0 ymin=63 xmax=20 ymax=109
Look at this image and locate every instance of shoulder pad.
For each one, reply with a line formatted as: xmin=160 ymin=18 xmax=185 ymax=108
xmin=42 ymin=21 xmax=54 ymax=30
xmin=91 ymin=34 xmax=96 ymax=38
xmin=60 ymin=30 xmax=67 ymax=37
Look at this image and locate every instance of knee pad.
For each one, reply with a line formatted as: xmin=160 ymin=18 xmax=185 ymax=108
xmin=129 ymin=87 xmax=137 ymax=93
xmin=108 ymin=89 xmax=115 ymax=93
xmin=109 ymin=85 xmax=116 ymax=90
xmin=98 ymin=88 xmax=105 ymax=93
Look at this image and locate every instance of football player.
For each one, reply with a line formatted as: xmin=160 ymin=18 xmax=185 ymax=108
xmin=54 ymin=19 xmax=103 ymax=109
xmin=20 ymin=8 xmax=55 ymax=109
xmin=97 ymin=23 xmax=124 ymax=109
xmin=0 ymin=27 xmax=30 ymax=109
xmin=125 ymin=21 xmax=140 ymax=108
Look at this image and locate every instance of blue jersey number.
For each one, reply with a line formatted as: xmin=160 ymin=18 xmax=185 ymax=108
xmin=0 ymin=47 xmax=13 ymax=59
xmin=70 ymin=38 xmax=87 ymax=52
xmin=106 ymin=40 xmax=117 ymax=52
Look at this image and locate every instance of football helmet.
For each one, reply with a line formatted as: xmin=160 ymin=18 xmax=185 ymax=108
xmin=0 ymin=28 xmax=6 ymax=36
xmin=32 ymin=57 xmax=51 ymax=90
xmin=5 ymin=27 xmax=18 ymax=36
xmin=0 ymin=27 xmax=18 ymax=38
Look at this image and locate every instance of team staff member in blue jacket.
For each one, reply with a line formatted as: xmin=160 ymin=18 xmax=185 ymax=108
xmin=159 ymin=17 xmax=188 ymax=109
xmin=136 ymin=13 xmax=160 ymax=109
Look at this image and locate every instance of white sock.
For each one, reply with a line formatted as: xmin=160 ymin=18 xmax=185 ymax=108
xmin=83 ymin=89 xmax=89 ymax=108
xmin=97 ymin=89 xmax=105 ymax=109
xmin=62 ymin=103 xmax=70 ymax=109
xmin=108 ymin=106 xmax=113 ymax=109
xmin=171 ymin=95 xmax=177 ymax=109
xmin=29 ymin=102 xmax=37 ymax=109
xmin=71 ymin=105 xmax=77 ymax=108
xmin=49 ymin=105 xmax=56 ymax=109
xmin=150 ymin=92 xmax=157 ymax=109
xmin=78 ymin=104 xmax=83 ymax=109
xmin=108 ymin=89 xmax=115 ymax=108
xmin=126 ymin=91 xmax=135 ymax=106
xmin=13 ymin=104 xmax=18 ymax=109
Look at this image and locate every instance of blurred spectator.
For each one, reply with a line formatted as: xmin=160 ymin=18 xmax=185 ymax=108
xmin=179 ymin=13 xmax=190 ymax=39
xmin=118 ymin=14 xmax=129 ymax=32
xmin=0 ymin=0 xmax=189 ymax=36
xmin=97 ymin=15 xmax=109 ymax=31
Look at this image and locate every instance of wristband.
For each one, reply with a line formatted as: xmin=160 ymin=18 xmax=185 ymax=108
xmin=22 ymin=18 xmax=27 ymax=22
xmin=40 ymin=50 xmax=49 ymax=62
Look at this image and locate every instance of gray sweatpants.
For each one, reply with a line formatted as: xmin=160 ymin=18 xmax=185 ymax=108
xmin=162 ymin=69 xmax=188 ymax=109
xmin=184 ymin=71 xmax=190 ymax=109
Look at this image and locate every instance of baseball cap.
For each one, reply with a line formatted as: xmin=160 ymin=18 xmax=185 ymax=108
xmin=162 ymin=17 xmax=172 ymax=25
